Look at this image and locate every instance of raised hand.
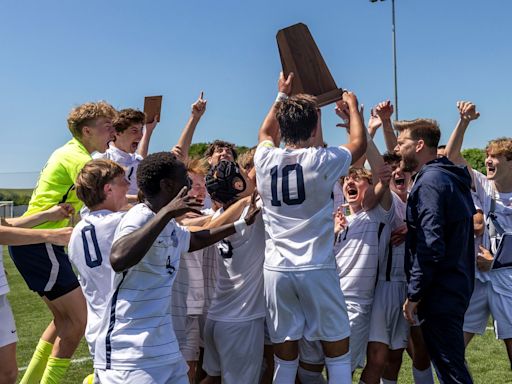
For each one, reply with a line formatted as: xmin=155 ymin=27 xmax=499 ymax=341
xmin=334 ymin=205 xmax=348 ymax=234
xmin=368 ymin=108 xmax=382 ymax=133
xmin=244 ymin=189 xmax=261 ymax=226
xmin=377 ymin=163 xmax=393 ymax=187
xmin=335 ymin=100 xmax=351 ymax=130
xmin=191 ymin=91 xmax=207 ymax=119
xmin=457 ymin=101 xmax=480 ymax=121
xmin=164 ymin=186 xmax=203 ymax=218
xmin=374 ymin=100 xmax=394 ymax=121
xmin=278 ymin=72 xmax=294 ymax=95
xmin=46 ymin=203 xmax=75 ymax=222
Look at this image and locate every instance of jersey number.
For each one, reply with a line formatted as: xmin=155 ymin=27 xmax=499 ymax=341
xmin=270 ymin=164 xmax=306 ymax=206
xmin=81 ymin=225 xmax=103 ymax=268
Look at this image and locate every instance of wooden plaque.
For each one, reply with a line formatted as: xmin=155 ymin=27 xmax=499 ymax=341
xmin=277 ymin=23 xmax=343 ymax=107
xmin=143 ymin=95 xmax=163 ymax=123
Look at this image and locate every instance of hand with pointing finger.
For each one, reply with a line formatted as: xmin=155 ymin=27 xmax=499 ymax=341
xmin=191 ymin=91 xmax=207 ymax=119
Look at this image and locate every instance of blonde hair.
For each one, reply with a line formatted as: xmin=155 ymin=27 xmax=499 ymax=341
xmin=186 ymin=158 xmax=209 ymax=176
xmin=76 ymin=159 xmax=125 ymax=208
xmin=238 ymin=147 xmax=257 ymax=171
xmin=341 ymin=167 xmax=373 ymax=185
xmin=394 ymin=118 xmax=440 ymax=148
xmin=67 ymin=101 xmax=117 ymax=138
xmin=486 ymin=137 xmax=512 ymax=161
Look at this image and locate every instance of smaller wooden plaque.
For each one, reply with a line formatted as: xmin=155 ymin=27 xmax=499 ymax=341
xmin=277 ymin=23 xmax=343 ymax=107
xmin=143 ymin=95 xmax=163 ymax=123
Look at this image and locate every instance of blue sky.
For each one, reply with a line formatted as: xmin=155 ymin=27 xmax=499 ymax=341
xmin=1 ymin=0 xmax=510 ymax=188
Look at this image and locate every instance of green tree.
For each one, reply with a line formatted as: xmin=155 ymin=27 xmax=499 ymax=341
xmin=462 ymin=148 xmax=486 ymax=174
xmin=189 ymin=143 xmax=251 ymax=159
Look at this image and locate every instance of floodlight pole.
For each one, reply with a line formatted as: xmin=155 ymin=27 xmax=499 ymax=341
xmin=372 ymin=0 xmax=399 ymax=120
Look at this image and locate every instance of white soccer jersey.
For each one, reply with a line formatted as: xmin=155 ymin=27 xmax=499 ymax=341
xmin=335 ymin=202 xmax=394 ymax=302
xmin=94 ymin=203 xmax=191 ymax=370
xmin=68 ymin=209 xmax=124 ymax=356
xmin=94 ymin=144 xmax=142 ymax=195
xmin=377 ymin=192 xmax=407 ymax=282
xmin=472 ymin=170 xmax=512 ymax=298
xmin=0 ymin=246 xmax=8 ymax=296
xmin=254 ymin=141 xmax=352 ymax=271
xmin=207 ymin=208 xmax=265 ymax=322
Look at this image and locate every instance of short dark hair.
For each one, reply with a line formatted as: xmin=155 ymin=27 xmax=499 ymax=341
xmin=204 ymin=140 xmax=238 ymax=160
xmin=383 ymin=151 xmax=401 ymax=164
xmin=276 ymin=94 xmax=318 ymax=145
xmin=394 ymin=119 xmax=440 ymax=149
xmin=76 ymin=159 xmax=125 ymax=208
xmin=113 ymin=109 xmax=146 ymax=133
xmin=137 ymin=152 xmax=186 ymax=197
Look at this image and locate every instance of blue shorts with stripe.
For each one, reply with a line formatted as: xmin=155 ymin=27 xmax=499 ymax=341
xmin=9 ymin=243 xmax=79 ymax=301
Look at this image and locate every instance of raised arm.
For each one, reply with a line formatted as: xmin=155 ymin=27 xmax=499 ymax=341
xmin=445 ymin=101 xmax=480 ymax=168
xmin=374 ymin=100 xmax=397 ymax=153
xmin=337 ymin=92 xmax=367 ymax=164
xmin=169 ymin=92 xmax=207 ymax=162
xmin=137 ymin=117 xmax=159 ymax=158
xmin=258 ymin=72 xmax=293 ymax=146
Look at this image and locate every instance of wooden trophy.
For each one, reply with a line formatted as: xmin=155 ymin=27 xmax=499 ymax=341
xmin=143 ymin=95 xmax=163 ymax=123
xmin=277 ymin=23 xmax=343 ymax=107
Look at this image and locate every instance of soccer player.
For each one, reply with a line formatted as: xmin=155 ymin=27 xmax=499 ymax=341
xmin=397 ymin=118 xmax=475 ymax=383
xmin=67 ymin=159 xmax=129 ymax=384
xmin=254 ymin=72 xmax=366 ymax=383
xmin=93 ymin=152 xmax=259 ymax=384
xmin=9 ymin=101 xmax=117 ymax=384
xmin=93 ymin=108 xmax=157 ymax=202
xmin=445 ymin=101 xmax=512 ymax=370
xmin=0 ymin=208 xmax=72 ymax=384
xmin=201 ymin=160 xmax=265 ymax=384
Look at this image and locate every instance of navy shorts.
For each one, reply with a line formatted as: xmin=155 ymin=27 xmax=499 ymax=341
xmin=9 ymin=243 xmax=79 ymax=301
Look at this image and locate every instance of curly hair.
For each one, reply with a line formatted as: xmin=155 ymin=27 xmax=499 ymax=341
xmin=113 ymin=109 xmax=146 ymax=133
xmin=276 ymin=94 xmax=318 ymax=145
xmin=383 ymin=151 xmax=401 ymax=165
xmin=238 ymin=146 xmax=257 ymax=171
xmin=67 ymin=101 xmax=117 ymax=138
xmin=137 ymin=152 xmax=186 ymax=197
xmin=76 ymin=159 xmax=125 ymax=208
xmin=204 ymin=140 xmax=238 ymax=161
xmin=393 ymin=119 xmax=440 ymax=149
xmin=486 ymin=137 xmax=512 ymax=161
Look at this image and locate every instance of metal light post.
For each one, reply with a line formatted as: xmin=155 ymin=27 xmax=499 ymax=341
xmin=371 ymin=0 xmax=399 ymax=120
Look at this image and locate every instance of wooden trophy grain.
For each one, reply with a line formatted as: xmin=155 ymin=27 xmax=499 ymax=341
xmin=143 ymin=95 xmax=163 ymax=123
xmin=277 ymin=23 xmax=343 ymax=107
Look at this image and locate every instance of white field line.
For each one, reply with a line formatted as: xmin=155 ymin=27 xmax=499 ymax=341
xmin=19 ymin=356 xmax=92 ymax=371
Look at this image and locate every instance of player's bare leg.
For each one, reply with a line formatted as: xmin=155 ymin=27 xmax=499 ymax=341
xmin=297 ymin=361 xmax=325 ymax=384
xmin=273 ymin=340 xmax=299 ymax=383
xmin=504 ymin=339 xmax=512 ymax=370
xmin=360 ymin=342 xmax=389 ymax=384
xmin=0 ymin=343 xmax=17 ymax=384
xmin=261 ymin=344 xmax=274 ymax=384
xmin=199 ymin=375 xmax=220 ymax=384
xmin=409 ymin=326 xmax=433 ymax=384
xmin=382 ymin=348 xmax=405 ymax=383
xmin=463 ymin=331 xmax=475 ymax=347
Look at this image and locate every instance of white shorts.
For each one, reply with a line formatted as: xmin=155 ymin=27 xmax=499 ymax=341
xmin=96 ymin=360 xmax=188 ymax=384
xmin=203 ymin=317 xmax=264 ymax=384
xmin=264 ymin=268 xmax=350 ymax=343
xmin=0 ymin=295 xmax=17 ymax=348
xmin=464 ymin=279 xmax=512 ymax=339
xmin=368 ymin=281 xmax=409 ymax=350
xmin=346 ymin=299 xmax=372 ymax=370
xmin=182 ymin=316 xmax=200 ymax=361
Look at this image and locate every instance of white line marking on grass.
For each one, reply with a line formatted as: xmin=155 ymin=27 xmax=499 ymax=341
xmin=486 ymin=326 xmax=494 ymax=331
xmin=19 ymin=356 xmax=92 ymax=371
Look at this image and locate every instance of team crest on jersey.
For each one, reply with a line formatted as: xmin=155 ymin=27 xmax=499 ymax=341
xmin=217 ymin=239 xmax=233 ymax=259
xmin=171 ymin=229 xmax=179 ymax=247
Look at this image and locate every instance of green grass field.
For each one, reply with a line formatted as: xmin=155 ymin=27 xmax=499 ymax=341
xmin=3 ymin=246 xmax=511 ymax=383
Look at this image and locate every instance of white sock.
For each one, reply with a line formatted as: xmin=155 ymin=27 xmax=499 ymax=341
xmin=381 ymin=378 xmax=397 ymax=384
xmin=273 ymin=356 xmax=299 ymax=384
xmin=297 ymin=366 xmax=326 ymax=383
xmin=325 ymin=352 xmax=351 ymax=384
xmin=412 ymin=365 xmax=434 ymax=384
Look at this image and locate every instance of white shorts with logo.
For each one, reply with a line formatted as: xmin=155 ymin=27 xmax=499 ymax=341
xmin=95 ymin=359 xmax=188 ymax=384
xmin=0 ymin=295 xmax=17 ymax=348
xmin=464 ymin=279 xmax=512 ymax=339
xmin=264 ymin=268 xmax=350 ymax=343
xmin=368 ymin=281 xmax=409 ymax=350
xmin=203 ymin=317 xmax=264 ymax=384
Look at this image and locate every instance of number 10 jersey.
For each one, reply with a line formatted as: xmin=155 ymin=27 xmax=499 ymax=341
xmin=254 ymin=141 xmax=352 ymax=271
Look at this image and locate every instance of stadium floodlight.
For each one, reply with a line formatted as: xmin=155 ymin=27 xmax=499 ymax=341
xmin=371 ymin=0 xmax=399 ymax=120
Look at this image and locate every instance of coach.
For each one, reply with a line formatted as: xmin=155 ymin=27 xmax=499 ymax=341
xmin=395 ymin=119 xmax=475 ymax=383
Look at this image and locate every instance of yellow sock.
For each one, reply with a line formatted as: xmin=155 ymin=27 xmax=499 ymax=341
xmin=82 ymin=373 xmax=95 ymax=384
xmin=40 ymin=356 xmax=71 ymax=384
xmin=20 ymin=339 xmax=53 ymax=384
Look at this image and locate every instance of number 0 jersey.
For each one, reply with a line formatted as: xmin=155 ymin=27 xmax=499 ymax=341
xmin=254 ymin=140 xmax=352 ymax=271
xmin=68 ymin=209 xmax=125 ymax=356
